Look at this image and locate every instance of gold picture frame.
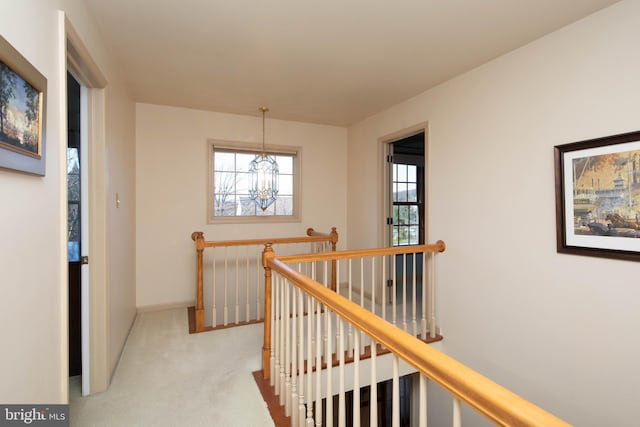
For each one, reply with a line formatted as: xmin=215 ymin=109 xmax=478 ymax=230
xmin=0 ymin=34 xmax=47 ymax=175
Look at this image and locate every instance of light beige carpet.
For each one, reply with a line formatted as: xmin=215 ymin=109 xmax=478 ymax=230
xmin=70 ymin=308 xmax=274 ymax=427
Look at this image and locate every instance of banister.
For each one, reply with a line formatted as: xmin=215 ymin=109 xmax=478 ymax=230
xmin=265 ymin=246 xmax=570 ymax=427
xmin=262 ymin=243 xmax=274 ymax=380
xmin=202 ymin=234 xmax=333 ymax=248
xmin=191 ymin=227 xmax=338 ymax=332
xmin=192 ymin=231 xmax=205 ymax=332
xmin=276 ymin=240 xmax=445 ymax=264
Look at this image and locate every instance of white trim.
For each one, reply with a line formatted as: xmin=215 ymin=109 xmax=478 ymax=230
xmin=136 ymin=301 xmax=195 ymax=314
xmin=79 ymin=84 xmax=90 ymax=396
xmin=378 ymin=122 xmax=429 ymax=248
xmin=207 ymin=139 xmax=302 ymax=224
xmin=57 ymin=11 xmax=69 ymax=402
xmin=63 ymin=12 xmax=109 ymax=396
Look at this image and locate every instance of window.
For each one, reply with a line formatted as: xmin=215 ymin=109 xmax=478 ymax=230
xmin=208 ymin=141 xmax=300 ymax=223
xmin=392 ymin=162 xmax=423 ymax=245
xmin=67 ymin=146 xmax=81 ymax=261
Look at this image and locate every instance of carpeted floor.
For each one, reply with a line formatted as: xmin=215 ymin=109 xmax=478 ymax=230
xmin=69 ymin=308 xmax=274 ymax=427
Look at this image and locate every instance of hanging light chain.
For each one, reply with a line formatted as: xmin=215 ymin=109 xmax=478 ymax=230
xmin=260 ymin=107 xmax=269 ymax=156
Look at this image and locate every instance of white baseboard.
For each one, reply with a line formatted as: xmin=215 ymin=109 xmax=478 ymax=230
xmin=136 ymin=301 xmax=195 ymax=313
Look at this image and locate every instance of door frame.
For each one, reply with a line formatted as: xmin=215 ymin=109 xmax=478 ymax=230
xmin=379 ymin=122 xmax=430 ymax=248
xmin=60 ymin=12 xmax=109 ymax=396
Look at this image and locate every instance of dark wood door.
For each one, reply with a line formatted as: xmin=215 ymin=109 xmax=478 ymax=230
xmin=68 ymin=262 xmax=82 ymax=376
xmin=68 ymin=71 xmax=82 ymax=377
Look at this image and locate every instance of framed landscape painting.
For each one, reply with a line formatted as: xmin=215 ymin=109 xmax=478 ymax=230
xmin=0 ymin=34 xmax=47 ymax=175
xmin=555 ymin=131 xmax=640 ymax=261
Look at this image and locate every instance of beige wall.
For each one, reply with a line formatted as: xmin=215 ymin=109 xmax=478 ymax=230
xmin=0 ymin=0 xmax=136 ymax=402
xmin=135 ymin=103 xmax=348 ymax=308
xmin=348 ymin=1 xmax=639 ymax=426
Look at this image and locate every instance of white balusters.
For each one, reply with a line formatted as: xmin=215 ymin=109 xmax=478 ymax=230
xmin=347 ymin=259 xmax=354 ymax=359
xmin=381 ymin=254 xmax=387 ymax=322
xmin=421 ymin=252 xmax=427 ymax=338
xmin=325 ymin=309 xmax=333 ymax=427
xmin=256 ymin=247 xmax=262 ymax=321
xmin=370 ymin=339 xmax=378 ymax=427
xmin=290 ymin=284 xmax=298 ymax=426
xmin=297 ymin=287 xmax=306 ymax=427
xmin=337 ymin=317 xmax=345 ymax=427
xmin=419 ymin=375 xmax=428 ymax=427
xmin=430 ymin=251 xmax=437 ymax=338
xmin=315 ymin=298 xmax=323 ymax=427
xmin=370 ymin=257 xmax=376 ymax=317
xmin=272 ymin=274 xmax=280 ymax=390
xmin=392 ymin=254 xmax=397 ymax=328
xmin=353 ymin=330 xmax=360 ymax=427
xmin=223 ymin=247 xmax=229 ymax=326
xmin=306 ymin=296 xmax=314 ymax=426
xmin=359 ymin=258 xmax=366 ymax=355
xmin=392 ymin=355 xmax=400 ymax=427
xmin=284 ymin=279 xmax=291 ymax=411
xmin=402 ymin=253 xmax=407 ymax=332
xmin=245 ymin=250 xmax=250 ymax=323
xmin=411 ymin=253 xmax=417 ymax=336
xmin=453 ymin=397 xmax=462 ymax=427
xmin=269 ymin=268 xmax=275 ymax=386
xmin=264 ymin=244 xmax=445 ymax=427
xmin=235 ymin=246 xmax=240 ymax=325
xmin=211 ymin=250 xmax=217 ymax=328
xmin=279 ymin=274 xmax=286 ymax=406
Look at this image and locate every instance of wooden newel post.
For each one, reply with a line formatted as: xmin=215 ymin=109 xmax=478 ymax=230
xmin=191 ymin=231 xmax=205 ymax=332
xmin=330 ymin=227 xmax=338 ymax=292
xmin=262 ymin=243 xmax=275 ymax=380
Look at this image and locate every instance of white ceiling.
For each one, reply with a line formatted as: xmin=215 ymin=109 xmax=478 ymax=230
xmin=84 ymin=0 xmax=619 ymax=126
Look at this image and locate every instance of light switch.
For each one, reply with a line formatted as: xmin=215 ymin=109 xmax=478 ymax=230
xmin=116 ymin=192 xmax=121 ymax=208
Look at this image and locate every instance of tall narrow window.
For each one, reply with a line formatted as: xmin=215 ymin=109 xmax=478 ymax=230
xmin=67 ymin=146 xmax=81 ymax=261
xmin=392 ymin=162 xmax=422 ymax=245
xmin=208 ymin=141 xmax=300 ymax=223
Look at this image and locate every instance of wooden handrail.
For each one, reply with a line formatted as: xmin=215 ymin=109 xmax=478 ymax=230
xmin=263 ymin=244 xmax=570 ymax=427
xmin=191 ymin=228 xmax=339 ymax=332
xmin=276 ymin=241 xmax=445 ymax=264
xmin=196 ymin=234 xmax=334 ymax=248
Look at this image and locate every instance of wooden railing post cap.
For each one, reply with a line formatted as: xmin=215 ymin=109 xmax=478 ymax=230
xmin=436 ymin=240 xmax=446 ymax=252
xmin=191 ymin=231 xmax=204 ymax=241
xmin=262 ymin=242 xmax=275 ymax=265
xmin=305 ymin=227 xmax=314 ymax=236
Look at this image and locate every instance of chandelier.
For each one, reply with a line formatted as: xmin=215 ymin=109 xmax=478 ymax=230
xmin=249 ymin=107 xmax=279 ymax=211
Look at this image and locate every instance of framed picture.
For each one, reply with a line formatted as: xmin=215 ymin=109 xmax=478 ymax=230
xmin=0 ymin=34 xmax=47 ymax=175
xmin=555 ymin=131 xmax=640 ymax=261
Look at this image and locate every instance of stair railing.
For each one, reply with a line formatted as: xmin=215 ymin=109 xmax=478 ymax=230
xmin=262 ymin=242 xmax=570 ymax=427
xmin=190 ymin=227 xmax=337 ymax=332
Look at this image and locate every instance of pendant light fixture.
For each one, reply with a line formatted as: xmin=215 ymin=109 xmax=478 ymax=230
xmin=249 ymin=107 xmax=279 ymax=211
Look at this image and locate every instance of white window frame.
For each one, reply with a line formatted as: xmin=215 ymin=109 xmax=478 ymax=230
xmin=207 ymin=139 xmax=302 ymax=224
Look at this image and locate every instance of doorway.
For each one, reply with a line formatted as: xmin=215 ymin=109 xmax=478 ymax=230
xmin=64 ymin=13 xmax=108 ymax=396
xmin=385 ymin=130 xmax=426 ymax=302
xmin=67 ymin=71 xmax=82 ymax=378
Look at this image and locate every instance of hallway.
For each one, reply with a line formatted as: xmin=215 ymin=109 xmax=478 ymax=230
xmin=70 ymin=308 xmax=274 ymax=427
